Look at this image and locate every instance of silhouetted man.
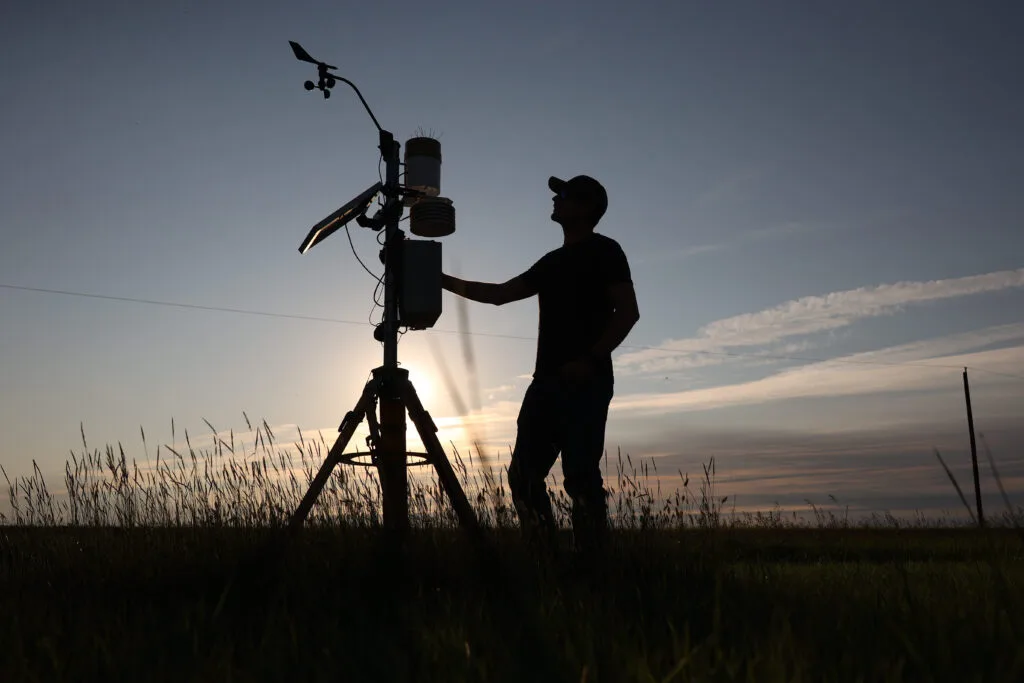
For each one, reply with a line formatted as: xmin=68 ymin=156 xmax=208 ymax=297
xmin=441 ymin=175 xmax=639 ymax=553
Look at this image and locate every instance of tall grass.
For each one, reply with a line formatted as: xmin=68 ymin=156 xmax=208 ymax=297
xmin=2 ymin=418 xmax=712 ymax=529
xmin=4 ymin=419 xmax=1021 ymax=530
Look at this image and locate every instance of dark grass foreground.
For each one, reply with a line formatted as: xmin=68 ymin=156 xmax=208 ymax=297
xmin=2 ymin=422 xmax=1023 ymax=681
xmin=2 ymin=526 xmax=1023 ymax=682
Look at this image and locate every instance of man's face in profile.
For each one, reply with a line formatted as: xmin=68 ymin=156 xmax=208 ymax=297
xmin=551 ymin=189 xmax=592 ymax=227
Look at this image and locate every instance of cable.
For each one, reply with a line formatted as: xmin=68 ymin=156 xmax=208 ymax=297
xmin=345 ymin=224 xmax=384 ymax=284
xmin=2 ymin=282 xmax=1022 ymax=379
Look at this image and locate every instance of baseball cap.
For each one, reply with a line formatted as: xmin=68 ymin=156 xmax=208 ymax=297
xmin=549 ymin=174 xmax=608 ymax=222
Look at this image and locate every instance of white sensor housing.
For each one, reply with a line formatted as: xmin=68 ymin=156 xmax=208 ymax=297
xmin=404 ymin=137 xmax=442 ymax=207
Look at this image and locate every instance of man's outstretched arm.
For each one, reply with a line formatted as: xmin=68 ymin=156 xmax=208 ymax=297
xmin=441 ymin=273 xmax=536 ymax=306
xmin=441 ymin=274 xmax=501 ymax=304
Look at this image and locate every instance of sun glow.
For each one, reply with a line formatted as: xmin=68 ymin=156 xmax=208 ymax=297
xmin=407 ymin=367 xmax=436 ymax=405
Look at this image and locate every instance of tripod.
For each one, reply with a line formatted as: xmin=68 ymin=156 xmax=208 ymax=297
xmin=286 ymin=41 xmax=479 ymax=534
xmin=288 ymin=365 xmax=478 ymax=532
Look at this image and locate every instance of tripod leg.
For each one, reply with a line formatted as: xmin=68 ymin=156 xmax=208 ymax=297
xmin=371 ymin=367 xmax=410 ymax=532
xmin=402 ymin=378 xmax=480 ymax=532
xmin=288 ymin=380 xmax=378 ymax=533
xmin=377 ymin=393 xmax=409 ymax=531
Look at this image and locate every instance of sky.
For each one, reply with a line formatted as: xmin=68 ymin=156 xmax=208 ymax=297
xmin=2 ymin=0 xmax=1023 ymax=523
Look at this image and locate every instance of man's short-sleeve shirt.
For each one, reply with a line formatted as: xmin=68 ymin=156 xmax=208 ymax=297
xmin=522 ymin=232 xmax=632 ymax=381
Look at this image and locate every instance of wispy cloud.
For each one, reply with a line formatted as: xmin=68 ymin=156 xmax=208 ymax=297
xmin=483 ymin=382 xmax=518 ymax=400
xmin=638 ymin=242 xmax=727 ymax=264
xmin=604 ymin=425 xmax=1024 ymax=520
xmin=634 ymin=221 xmax=814 ymax=266
xmin=689 ymin=165 xmax=766 ymax=211
xmin=617 ymin=268 xmax=1024 ymax=376
xmin=700 ymin=268 xmax=1024 ymax=345
xmin=611 ymin=329 xmax=1024 ymax=417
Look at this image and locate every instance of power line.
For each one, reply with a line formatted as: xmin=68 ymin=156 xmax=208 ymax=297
xmin=0 ymin=283 xmax=370 ymax=328
xmin=966 ymin=366 xmax=1024 ymax=381
xmin=2 ymin=282 xmax=1022 ymax=379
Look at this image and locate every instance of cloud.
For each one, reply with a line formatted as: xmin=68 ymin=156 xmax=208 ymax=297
xmin=601 ymin=423 xmax=1024 ymax=520
xmin=634 ymin=221 xmax=815 ymax=266
xmin=635 ymin=242 xmax=728 ymax=265
xmin=617 ymin=268 xmax=1024 ymax=375
xmin=611 ymin=330 xmax=1024 ymax=417
xmin=483 ymin=382 xmax=518 ymax=400
xmin=700 ymin=268 xmax=1024 ymax=345
xmin=689 ymin=165 xmax=766 ymax=210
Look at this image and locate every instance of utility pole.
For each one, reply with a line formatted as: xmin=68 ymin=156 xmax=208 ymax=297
xmin=962 ymin=368 xmax=985 ymax=528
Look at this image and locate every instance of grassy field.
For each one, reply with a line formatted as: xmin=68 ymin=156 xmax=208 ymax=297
xmin=2 ymin=422 xmax=1022 ymax=682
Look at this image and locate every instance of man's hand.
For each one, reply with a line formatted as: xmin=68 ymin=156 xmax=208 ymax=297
xmin=559 ymin=357 xmax=595 ymax=383
xmin=442 ymin=273 xmax=506 ymax=305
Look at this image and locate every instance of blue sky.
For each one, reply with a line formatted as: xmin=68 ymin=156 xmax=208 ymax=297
xmin=2 ymin=1 xmax=1022 ymax=521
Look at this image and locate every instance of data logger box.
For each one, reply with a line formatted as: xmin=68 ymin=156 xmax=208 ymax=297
xmin=399 ymin=239 xmax=442 ymax=329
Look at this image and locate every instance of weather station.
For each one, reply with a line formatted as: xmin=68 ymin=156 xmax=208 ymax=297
xmin=285 ymin=41 xmax=476 ymax=535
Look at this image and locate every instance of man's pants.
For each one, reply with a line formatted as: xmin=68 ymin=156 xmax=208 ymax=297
xmin=507 ymin=374 xmax=614 ymax=551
